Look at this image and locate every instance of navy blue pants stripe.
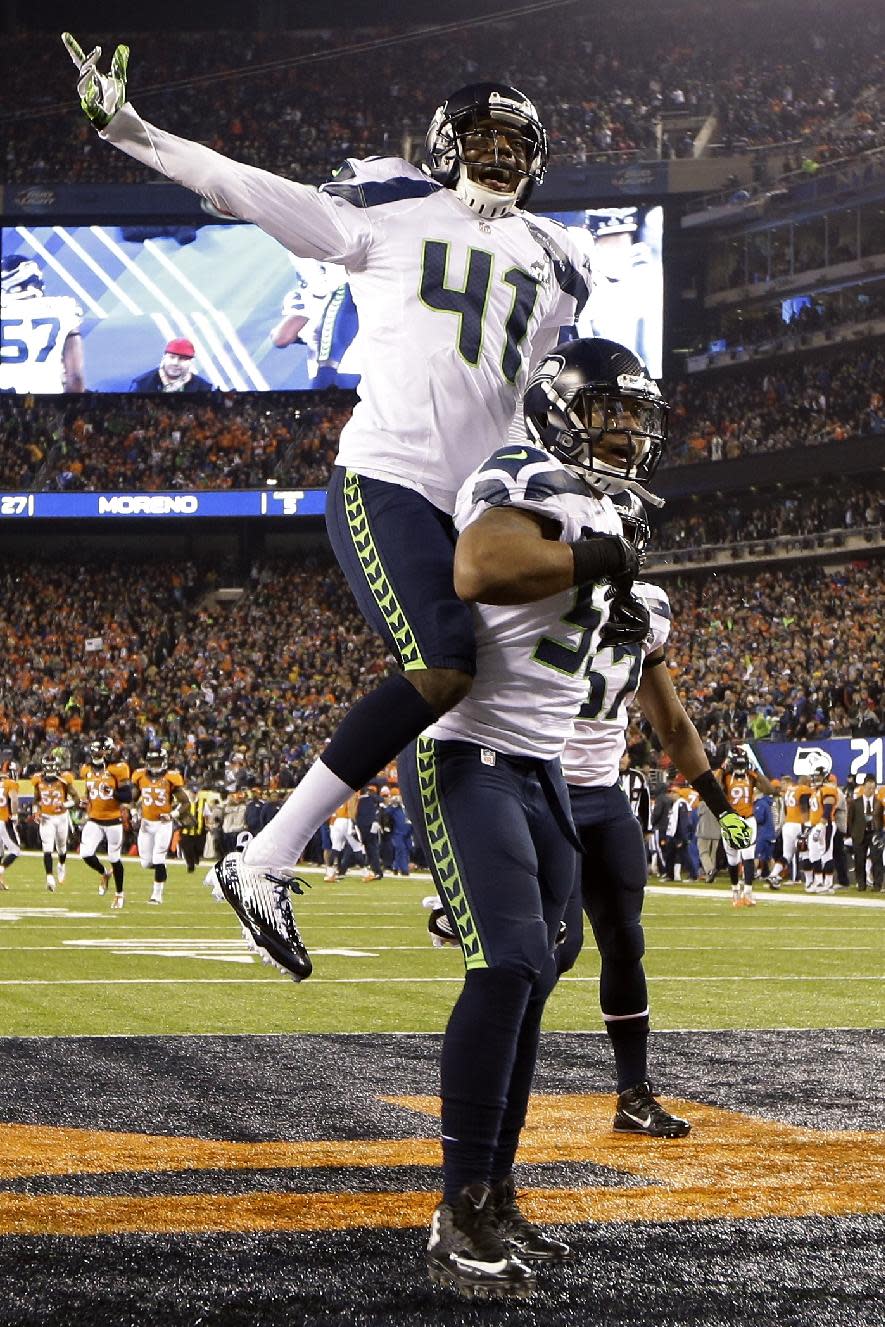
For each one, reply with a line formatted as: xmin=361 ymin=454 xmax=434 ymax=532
xmin=400 ymin=738 xmax=576 ymax=981
xmin=325 ymin=466 xmax=476 ymax=674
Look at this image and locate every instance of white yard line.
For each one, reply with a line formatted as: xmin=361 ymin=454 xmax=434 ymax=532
xmin=0 ymin=975 xmax=881 ymax=986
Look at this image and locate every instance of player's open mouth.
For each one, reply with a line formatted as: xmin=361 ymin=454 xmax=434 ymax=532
xmin=474 ymin=163 xmax=517 ymax=191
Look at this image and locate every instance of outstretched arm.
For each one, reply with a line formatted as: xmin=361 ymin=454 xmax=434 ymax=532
xmin=638 ymin=653 xmax=753 ymax=849
xmin=61 ymin=34 xmax=370 ymax=265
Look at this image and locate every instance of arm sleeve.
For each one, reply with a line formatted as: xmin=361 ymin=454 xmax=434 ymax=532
xmin=101 ymin=105 xmax=372 ymax=267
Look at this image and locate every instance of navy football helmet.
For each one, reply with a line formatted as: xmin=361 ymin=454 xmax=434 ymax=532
xmin=146 ymin=745 xmax=169 ymax=775
xmin=523 ymin=338 xmax=668 ymax=501
xmin=1 ymin=254 xmax=44 ymax=299
xmin=88 ymin=736 xmax=115 ymax=770
xmin=426 ymin=82 xmax=548 ymax=218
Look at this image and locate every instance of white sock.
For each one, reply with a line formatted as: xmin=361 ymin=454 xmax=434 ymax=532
xmin=243 ymin=760 xmax=355 ymax=869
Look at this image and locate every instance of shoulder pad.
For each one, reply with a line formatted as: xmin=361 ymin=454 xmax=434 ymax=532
xmin=472 ymin=445 xmax=588 ymax=508
xmin=635 ymin=581 xmax=672 ymax=621
xmin=520 ymin=215 xmax=590 ymax=312
xmin=320 ymin=157 xmax=441 ymax=209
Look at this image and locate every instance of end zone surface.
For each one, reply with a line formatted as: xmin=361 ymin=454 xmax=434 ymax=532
xmin=0 ymin=1030 xmax=883 ymax=1326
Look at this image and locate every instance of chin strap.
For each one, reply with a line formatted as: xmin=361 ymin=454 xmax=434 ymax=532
xmin=453 ymin=168 xmax=517 ymax=220
xmin=588 ymin=471 xmax=666 ymax=509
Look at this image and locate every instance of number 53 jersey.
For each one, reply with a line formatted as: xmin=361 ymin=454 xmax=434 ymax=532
xmin=427 ymin=444 xmax=621 ymax=759
xmin=101 ymin=107 xmax=591 ymax=512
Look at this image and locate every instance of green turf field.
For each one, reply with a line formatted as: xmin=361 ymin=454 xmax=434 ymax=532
xmin=0 ymin=855 xmax=882 ymax=1037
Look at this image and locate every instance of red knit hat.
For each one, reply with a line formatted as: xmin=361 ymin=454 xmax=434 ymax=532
xmin=165 ymin=338 xmax=195 ymax=358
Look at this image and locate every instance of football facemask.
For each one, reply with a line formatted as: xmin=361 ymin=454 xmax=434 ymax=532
xmin=524 ymin=338 xmax=667 ymax=502
xmin=89 ymin=737 xmax=114 ymax=769
xmin=146 ymin=747 xmax=169 ymax=775
xmin=426 ymin=82 xmax=548 ymax=219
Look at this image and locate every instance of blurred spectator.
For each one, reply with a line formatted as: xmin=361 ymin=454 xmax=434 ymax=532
xmin=4 ymin=3 xmax=885 ymax=184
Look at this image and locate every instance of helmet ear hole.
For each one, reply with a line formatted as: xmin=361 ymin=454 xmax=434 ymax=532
xmin=524 ymin=338 xmax=667 ymax=494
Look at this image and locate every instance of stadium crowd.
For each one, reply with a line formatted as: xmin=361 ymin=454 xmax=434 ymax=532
xmin=652 ymin=562 xmax=885 ymax=755
xmin=667 ymin=340 xmax=885 ymax=464
xmin=4 ymin=0 xmax=884 ymax=185
xmin=704 ymin=285 xmax=885 ymax=359
xmin=1 ymin=341 xmax=883 ymax=490
xmin=0 ymin=555 xmax=391 ymax=786
xmin=0 ymin=391 xmax=354 ymax=492
xmin=1 ymin=554 xmax=883 ymax=791
xmin=652 ymin=479 xmax=884 ymax=553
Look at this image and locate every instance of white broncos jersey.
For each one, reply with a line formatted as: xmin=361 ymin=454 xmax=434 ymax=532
xmin=103 ymin=107 xmax=591 ymax=512
xmin=427 ymin=443 xmax=622 ymax=759
xmin=561 ymin=581 xmax=672 ymax=787
xmin=0 ymin=294 xmax=81 ymax=393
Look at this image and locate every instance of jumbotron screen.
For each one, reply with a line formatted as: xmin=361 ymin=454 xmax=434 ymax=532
xmin=0 ymin=206 xmax=662 ymax=394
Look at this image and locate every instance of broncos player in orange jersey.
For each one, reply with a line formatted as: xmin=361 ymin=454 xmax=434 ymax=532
xmin=79 ymin=737 xmax=132 ymax=909
xmin=131 ymin=745 xmax=191 ymax=904
xmin=767 ymin=772 xmax=813 ymax=889
xmin=719 ymin=747 xmax=775 ymax=907
xmin=32 ymin=753 xmax=80 ymax=891
xmin=0 ymin=762 xmax=21 ymax=890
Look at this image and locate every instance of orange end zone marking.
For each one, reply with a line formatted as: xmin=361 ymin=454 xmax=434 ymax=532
xmin=0 ymin=1095 xmax=882 ymax=1235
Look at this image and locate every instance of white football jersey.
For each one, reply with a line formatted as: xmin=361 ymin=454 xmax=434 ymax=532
xmin=427 ymin=443 xmax=621 ymax=758
xmin=561 ymin=581 xmax=672 ymax=787
xmin=103 ymin=108 xmax=591 ymax=512
xmin=0 ymin=294 xmax=81 ymax=393
xmin=278 ymin=259 xmax=359 ymax=382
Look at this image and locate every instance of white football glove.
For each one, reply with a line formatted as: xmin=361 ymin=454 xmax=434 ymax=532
xmin=62 ymin=32 xmax=129 ymax=130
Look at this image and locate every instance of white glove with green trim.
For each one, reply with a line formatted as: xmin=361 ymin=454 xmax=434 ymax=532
xmin=62 ymin=32 xmax=129 ymax=130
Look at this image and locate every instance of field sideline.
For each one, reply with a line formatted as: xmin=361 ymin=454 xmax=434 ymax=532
xmin=0 ymin=854 xmax=882 ymax=1038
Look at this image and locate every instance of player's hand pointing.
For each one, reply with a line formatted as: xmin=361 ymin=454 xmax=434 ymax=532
xmin=62 ymin=32 xmax=129 ymax=129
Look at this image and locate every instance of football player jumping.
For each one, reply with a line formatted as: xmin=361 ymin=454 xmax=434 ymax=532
xmin=63 ymin=36 xmax=598 ymax=974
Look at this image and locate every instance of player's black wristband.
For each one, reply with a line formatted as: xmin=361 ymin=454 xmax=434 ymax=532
xmin=691 ymin=769 xmax=731 ymax=818
xmin=570 ymin=535 xmax=636 ymax=586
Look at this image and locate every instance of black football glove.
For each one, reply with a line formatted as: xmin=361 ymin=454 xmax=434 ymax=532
xmin=598 ymin=588 xmax=651 ymax=647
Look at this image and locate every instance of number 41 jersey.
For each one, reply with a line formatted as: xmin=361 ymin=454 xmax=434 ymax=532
xmin=427 ymin=444 xmax=621 ymax=759
xmin=561 ymin=580 xmax=672 ymax=788
xmin=101 ymin=106 xmax=591 ymax=512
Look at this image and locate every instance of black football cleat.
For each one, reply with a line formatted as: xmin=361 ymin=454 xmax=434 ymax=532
xmin=422 ymin=895 xmax=459 ymax=948
xmin=613 ymin=1080 xmax=691 ymax=1138
xmin=491 ymin=1174 xmax=571 ymax=1261
xmin=206 ymin=855 xmax=312 ymax=981
xmin=426 ymin=1182 xmax=535 ymax=1300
